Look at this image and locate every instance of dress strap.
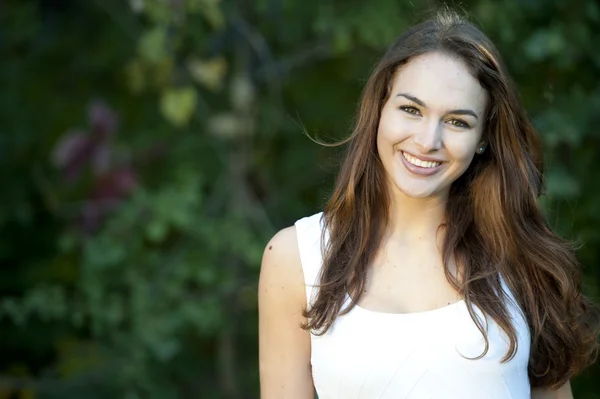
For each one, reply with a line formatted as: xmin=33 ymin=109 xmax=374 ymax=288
xmin=294 ymin=212 xmax=326 ymax=307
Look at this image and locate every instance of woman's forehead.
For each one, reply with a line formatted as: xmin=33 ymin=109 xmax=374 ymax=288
xmin=391 ymin=52 xmax=488 ymax=115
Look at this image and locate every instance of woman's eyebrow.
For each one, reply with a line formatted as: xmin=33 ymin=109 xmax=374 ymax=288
xmin=396 ymin=92 xmax=479 ymax=120
xmin=396 ymin=93 xmax=426 ymax=106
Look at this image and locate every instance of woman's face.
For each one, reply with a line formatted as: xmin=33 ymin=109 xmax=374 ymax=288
xmin=377 ymin=51 xmax=488 ymax=200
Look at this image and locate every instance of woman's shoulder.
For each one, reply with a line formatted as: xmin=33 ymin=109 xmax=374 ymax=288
xmin=262 ymin=225 xmax=301 ymax=269
xmin=260 ymin=212 xmax=326 ymax=303
xmin=259 ymin=225 xmax=305 ymax=307
xmin=261 ymin=211 xmax=324 ymax=263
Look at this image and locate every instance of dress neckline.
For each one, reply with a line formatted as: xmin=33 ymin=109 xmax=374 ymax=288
xmin=346 ymin=294 xmax=466 ymax=318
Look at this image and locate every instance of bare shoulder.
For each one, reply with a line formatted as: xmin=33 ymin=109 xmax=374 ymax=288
xmin=259 ymin=226 xmax=306 ymax=307
xmin=262 ymin=225 xmax=300 ymax=265
xmin=259 ymin=226 xmax=313 ymax=397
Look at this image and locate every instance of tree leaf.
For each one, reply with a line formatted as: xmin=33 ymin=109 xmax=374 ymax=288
xmin=159 ymin=86 xmax=198 ymax=127
xmin=138 ymin=27 xmax=168 ymax=64
xmin=187 ymin=57 xmax=227 ymax=92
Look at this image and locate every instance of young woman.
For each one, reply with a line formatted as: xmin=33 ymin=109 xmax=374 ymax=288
xmin=258 ymin=10 xmax=599 ymax=399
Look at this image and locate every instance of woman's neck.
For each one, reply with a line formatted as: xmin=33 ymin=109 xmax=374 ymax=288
xmin=385 ymin=189 xmax=448 ymax=245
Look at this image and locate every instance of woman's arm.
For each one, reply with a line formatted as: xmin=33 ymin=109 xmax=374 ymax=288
xmin=258 ymin=226 xmax=314 ymax=399
xmin=531 ymin=381 xmax=573 ymax=399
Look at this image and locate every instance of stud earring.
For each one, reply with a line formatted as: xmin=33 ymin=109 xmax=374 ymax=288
xmin=478 ymin=146 xmax=485 ymax=154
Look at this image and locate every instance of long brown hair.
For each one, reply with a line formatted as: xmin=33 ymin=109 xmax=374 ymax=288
xmin=303 ymin=10 xmax=600 ymax=389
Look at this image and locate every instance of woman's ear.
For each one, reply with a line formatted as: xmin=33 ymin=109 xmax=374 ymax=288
xmin=476 ymin=141 xmax=487 ymax=154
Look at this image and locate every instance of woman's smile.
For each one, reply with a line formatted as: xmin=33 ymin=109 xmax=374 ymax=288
xmin=376 ymin=52 xmax=487 ymax=199
xmin=399 ymin=150 xmax=445 ymax=176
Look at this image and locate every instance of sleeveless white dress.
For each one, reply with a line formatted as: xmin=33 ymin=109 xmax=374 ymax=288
xmin=295 ymin=212 xmax=531 ymax=399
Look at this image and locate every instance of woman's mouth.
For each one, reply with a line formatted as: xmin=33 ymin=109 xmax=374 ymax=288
xmin=400 ymin=151 xmax=445 ymax=176
xmin=402 ymin=152 xmax=442 ymax=168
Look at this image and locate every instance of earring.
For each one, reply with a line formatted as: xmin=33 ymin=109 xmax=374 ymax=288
xmin=478 ymin=146 xmax=485 ymax=154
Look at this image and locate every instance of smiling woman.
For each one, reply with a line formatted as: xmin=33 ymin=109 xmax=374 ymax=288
xmin=377 ymin=52 xmax=488 ymax=198
xmin=258 ymin=9 xmax=600 ymax=399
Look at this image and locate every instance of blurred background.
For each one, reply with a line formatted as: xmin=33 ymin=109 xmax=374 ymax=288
xmin=1 ymin=0 xmax=599 ymax=398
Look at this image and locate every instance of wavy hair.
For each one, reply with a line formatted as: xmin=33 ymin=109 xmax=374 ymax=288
xmin=303 ymin=10 xmax=600 ymax=389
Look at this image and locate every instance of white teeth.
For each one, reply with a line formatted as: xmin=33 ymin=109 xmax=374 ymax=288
xmin=402 ymin=152 xmax=441 ymax=168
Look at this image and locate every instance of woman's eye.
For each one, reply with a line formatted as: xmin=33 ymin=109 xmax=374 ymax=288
xmin=399 ymin=106 xmax=421 ymax=115
xmin=448 ymin=119 xmax=470 ymax=128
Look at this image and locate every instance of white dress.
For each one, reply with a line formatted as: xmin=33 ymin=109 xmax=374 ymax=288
xmin=295 ymin=212 xmax=531 ymax=399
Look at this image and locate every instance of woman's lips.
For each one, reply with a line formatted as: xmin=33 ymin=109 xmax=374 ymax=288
xmin=400 ymin=151 xmax=445 ymax=176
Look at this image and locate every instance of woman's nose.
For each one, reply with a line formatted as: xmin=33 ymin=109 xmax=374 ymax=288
xmin=413 ymin=120 xmax=443 ymax=152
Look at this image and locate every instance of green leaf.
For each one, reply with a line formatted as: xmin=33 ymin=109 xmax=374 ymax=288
xmin=187 ymin=57 xmax=227 ymax=91
xmin=188 ymin=0 xmax=225 ymax=29
xmin=159 ymin=86 xmax=198 ymax=127
xmin=138 ymin=27 xmax=168 ymax=64
xmin=146 ymin=219 xmax=168 ymax=243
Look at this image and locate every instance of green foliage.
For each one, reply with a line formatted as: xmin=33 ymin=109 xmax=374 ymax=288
xmin=0 ymin=0 xmax=599 ymax=398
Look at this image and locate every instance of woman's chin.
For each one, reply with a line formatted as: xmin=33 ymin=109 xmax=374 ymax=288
xmin=395 ymin=182 xmax=446 ymax=200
